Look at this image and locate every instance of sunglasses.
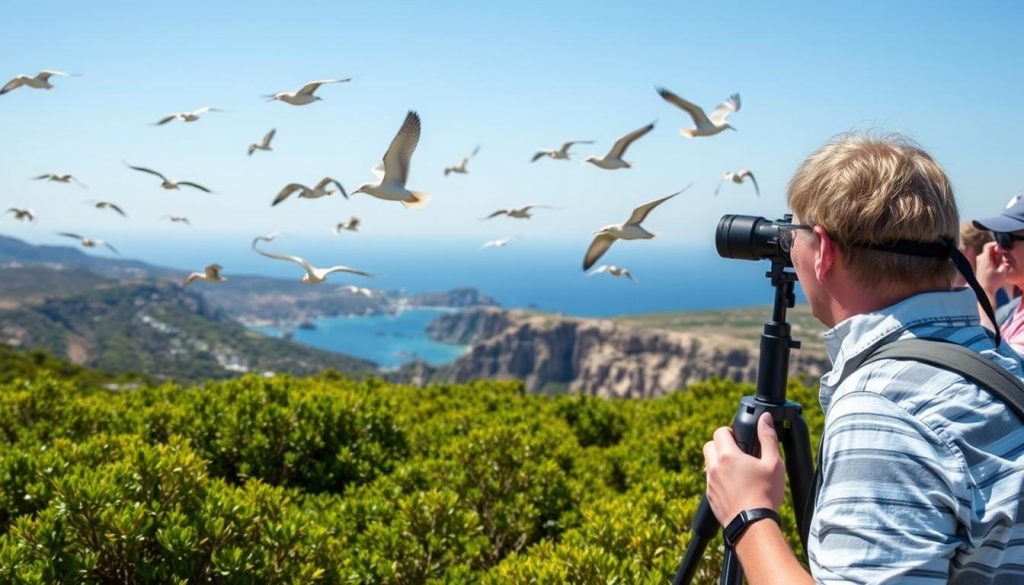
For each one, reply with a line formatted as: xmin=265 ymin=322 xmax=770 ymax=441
xmin=994 ymin=232 xmax=1024 ymax=250
xmin=778 ymin=223 xmax=813 ymax=253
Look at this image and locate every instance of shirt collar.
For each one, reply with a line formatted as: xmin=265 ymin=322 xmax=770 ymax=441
xmin=818 ymin=288 xmax=982 ymax=412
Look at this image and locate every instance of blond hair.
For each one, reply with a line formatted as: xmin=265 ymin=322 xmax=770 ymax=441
xmin=959 ymin=221 xmax=993 ymax=254
xmin=787 ymin=132 xmax=959 ymax=292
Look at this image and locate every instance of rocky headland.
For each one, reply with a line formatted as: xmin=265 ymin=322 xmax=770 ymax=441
xmin=392 ymin=307 xmax=830 ymax=398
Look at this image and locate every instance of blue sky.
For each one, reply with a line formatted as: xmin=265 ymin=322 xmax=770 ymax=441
xmin=1 ymin=0 xmax=1023 ymax=266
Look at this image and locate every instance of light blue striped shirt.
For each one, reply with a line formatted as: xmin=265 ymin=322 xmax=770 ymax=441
xmin=808 ymin=289 xmax=1024 ymax=584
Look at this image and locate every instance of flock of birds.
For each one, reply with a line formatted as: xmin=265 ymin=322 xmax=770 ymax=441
xmin=4 ymin=69 xmax=761 ymax=291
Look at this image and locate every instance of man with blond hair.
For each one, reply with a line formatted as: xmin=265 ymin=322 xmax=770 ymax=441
xmin=703 ymin=133 xmax=1024 ymax=584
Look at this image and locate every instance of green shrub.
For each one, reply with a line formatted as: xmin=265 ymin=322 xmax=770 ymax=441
xmin=0 ymin=355 xmax=824 ymax=584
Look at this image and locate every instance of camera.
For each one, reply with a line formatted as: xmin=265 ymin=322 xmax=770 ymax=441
xmin=716 ymin=214 xmax=794 ymax=264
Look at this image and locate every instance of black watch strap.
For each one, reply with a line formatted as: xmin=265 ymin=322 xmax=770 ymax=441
xmin=723 ymin=508 xmax=781 ymax=547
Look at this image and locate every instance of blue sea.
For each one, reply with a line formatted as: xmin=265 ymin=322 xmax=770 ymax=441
xmin=251 ymin=308 xmax=468 ymax=369
xmin=113 ymin=235 xmax=805 ymax=367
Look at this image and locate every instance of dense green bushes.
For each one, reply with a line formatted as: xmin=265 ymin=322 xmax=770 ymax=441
xmin=0 ymin=362 xmax=823 ymax=583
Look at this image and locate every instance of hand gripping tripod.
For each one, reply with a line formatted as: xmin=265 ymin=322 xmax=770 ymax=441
xmin=672 ymin=258 xmax=815 ymax=585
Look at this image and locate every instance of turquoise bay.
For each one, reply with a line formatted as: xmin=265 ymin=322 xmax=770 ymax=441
xmin=251 ymin=307 xmax=468 ymax=369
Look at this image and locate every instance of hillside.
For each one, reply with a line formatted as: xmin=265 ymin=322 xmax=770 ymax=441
xmin=0 ymin=349 xmax=824 ymax=584
xmin=0 ymin=267 xmax=376 ymax=380
xmin=0 ymin=234 xmax=498 ymax=325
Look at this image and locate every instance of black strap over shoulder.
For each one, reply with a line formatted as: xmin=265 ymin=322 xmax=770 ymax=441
xmin=852 ymin=338 xmax=1024 ymax=420
xmin=806 ymin=337 xmax=1024 ymax=531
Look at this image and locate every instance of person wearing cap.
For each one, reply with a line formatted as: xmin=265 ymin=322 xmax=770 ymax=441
xmin=702 ymin=133 xmax=1024 ymax=584
xmin=973 ymin=194 xmax=1024 ymax=350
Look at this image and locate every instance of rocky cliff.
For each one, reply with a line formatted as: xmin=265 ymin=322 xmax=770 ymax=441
xmin=409 ymin=307 xmax=830 ymax=398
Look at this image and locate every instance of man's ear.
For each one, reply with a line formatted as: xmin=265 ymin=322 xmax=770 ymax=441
xmin=813 ymin=225 xmax=836 ymax=281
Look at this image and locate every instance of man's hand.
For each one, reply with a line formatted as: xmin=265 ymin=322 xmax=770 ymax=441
xmin=975 ymin=241 xmax=1009 ymax=296
xmin=702 ymin=412 xmax=785 ymax=525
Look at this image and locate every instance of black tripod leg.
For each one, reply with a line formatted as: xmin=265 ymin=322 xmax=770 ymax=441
xmin=778 ymin=408 xmax=814 ymax=548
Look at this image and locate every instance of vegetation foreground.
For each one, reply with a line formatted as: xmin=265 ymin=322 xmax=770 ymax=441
xmin=0 ymin=349 xmax=823 ymax=584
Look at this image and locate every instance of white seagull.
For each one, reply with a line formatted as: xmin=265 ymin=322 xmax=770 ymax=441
xmin=657 ymin=87 xmax=740 ymax=138
xmin=352 ymin=111 xmax=429 ymax=208
xmin=583 ymin=186 xmax=689 ymax=270
xmin=125 ymin=162 xmax=212 ymax=193
xmin=253 ymin=246 xmax=372 ymax=285
xmin=1 ymin=70 xmax=77 ymax=95
xmin=33 ymin=173 xmax=87 ymax=188
xmin=531 ymin=140 xmax=594 ymax=162
xmin=715 ymin=169 xmax=760 ymax=197
xmin=272 ymin=177 xmax=347 ymax=206
xmin=444 ymin=145 xmax=480 ymax=176
xmin=88 ymin=200 xmax=127 ymax=217
xmin=265 ymin=78 xmax=351 ymax=106
xmin=339 ymin=284 xmax=373 ymax=297
xmin=183 ymin=264 xmax=226 ymax=287
xmin=58 ymin=232 xmax=119 ymax=255
xmin=248 ymin=129 xmax=276 ymax=156
xmin=161 ymin=215 xmax=191 ymax=225
xmin=482 ymin=204 xmax=557 ymax=220
xmin=584 ymin=122 xmax=656 ymax=170
xmin=4 ymin=208 xmax=36 ymax=222
xmin=481 ymin=237 xmax=513 ymax=249
xmin=587 ymin=264 xmax=637 ymax=283
xmin=155 ymin=106 xmax=222 ymax=125
xmin=333 ymin=216 xmax=360 ymax=234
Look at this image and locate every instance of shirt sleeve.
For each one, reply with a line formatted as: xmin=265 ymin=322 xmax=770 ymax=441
xmin=808 ymin=389 xmax=968 ymax=584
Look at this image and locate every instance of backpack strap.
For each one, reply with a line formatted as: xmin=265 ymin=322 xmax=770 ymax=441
xmin=865 ymin=339 xmax=1024 ymax=421
xmin=806 ymin=338 xmax=1024 ymax=540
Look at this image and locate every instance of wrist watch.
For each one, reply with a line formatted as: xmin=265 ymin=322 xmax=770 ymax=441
xmin=723 ymin=508 xmax=781 ymax=547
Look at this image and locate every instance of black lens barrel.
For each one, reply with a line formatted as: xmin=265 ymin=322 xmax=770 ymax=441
xmin=715 ymin=214 xmax=789 ymax=263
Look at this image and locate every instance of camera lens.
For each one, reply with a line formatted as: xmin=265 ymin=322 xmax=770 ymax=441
xmin=716 ymin=214 xmax=790 ymax=263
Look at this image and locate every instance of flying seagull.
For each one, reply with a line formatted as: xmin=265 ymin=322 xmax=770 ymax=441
xmin=88 ymin=200 xmax=127 ymax=217
xmin=657 ymin=87 xmax=740 ymax=138
xmin=124 ymin=162 xmax=212 ymax=192
xmin=715 ymin=169 xmax=760 ymax=197
xmin=531 ymin=140 xmax=594 ymax=162
xmin=333 ymin=216 xmax=360 ymax=234
xmin=4 ymin=208 xmax=36 ymax=222
xmin=272 ymin=177 xmax=347 ymax=206
xmin=587 ymin=264 xmax=637 ymax=283
xmin=57 ymin=232 xmax=119 ymax=255
xmin=444 ymin=145 xmax=480 ymax=176
xmin=253 ymin=246 xmax=372 ymax=284
xmin=161 ymin=215 xmax=190 ymax=225
xmin=482 ymin=204 xmax=557 ymax=220
xmin=339 ymin=284 xmax=373 ymax=297
xmin=183 ymin=264 xmax=226 ymax=287
xmin=265 ymin=78 xmax=351 ymax=106
xmin=481 ymin=237 xmax=513 ymax=249
xmin=1 ymin=70 xmax=77 ymax=95
xmin=248 ymin=128 xmax=276 ymax=156
xmin=584 ymin=122 xmax=655 ymax=170
xmin=352 ymin=111 xmax=429 ymax=208
xmin=33 ymin=173 xmax=87 ymax=188
xmin=155 ymin=106 xmax=222 ymax=125
xmin=583 ymin=186 xmax=689 ymax=270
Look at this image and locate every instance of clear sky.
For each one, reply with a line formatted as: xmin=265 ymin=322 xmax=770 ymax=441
xmin=2 ymin=0 xmax=1023 ymax=260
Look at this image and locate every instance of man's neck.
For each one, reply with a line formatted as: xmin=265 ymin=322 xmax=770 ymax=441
xmin=821 ymin=283 xmax=949 ymax=328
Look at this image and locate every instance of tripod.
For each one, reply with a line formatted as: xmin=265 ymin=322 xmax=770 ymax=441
xmin=672 ymin=259 xmax=816 ymax=585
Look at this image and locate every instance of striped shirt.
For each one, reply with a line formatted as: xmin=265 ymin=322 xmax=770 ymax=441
xmin=808 ymin=289 xmax=1024 ymax=584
